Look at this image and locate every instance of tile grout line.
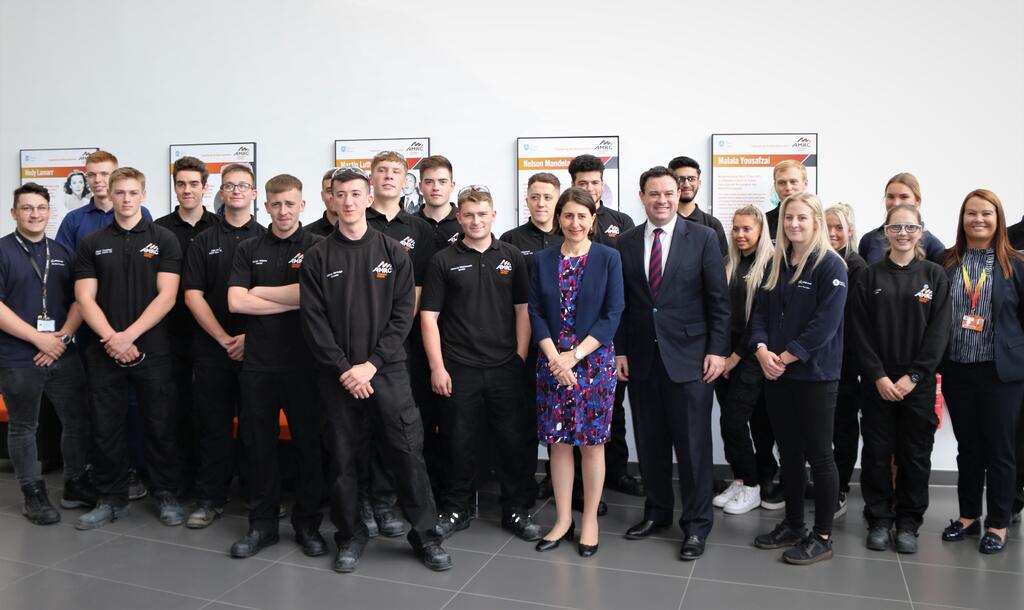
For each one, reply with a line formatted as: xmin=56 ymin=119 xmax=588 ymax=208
xmin=202 ymin=541 xmax=305 ymax=608
xmin=687 ymin=574 xmax=917 ymax=606
xmin=494 ymin=549 xmax=689 ymax=580
xmin=438 ymin=497 xmax=550 ymax=610
xmin=451 ymin=591 xmax=585 ymax=610
xmin=676 ymin=558 xmax=696 ymax=610
xmin=44 ymin=564 xmax=230 ymax=607
xmin=895 ymin=549 xmax=916 ymax=610
xmin=269 ymin=558 xmax=464 ymax=595
xmin=0 ymin=566 xmax=48 ymax=595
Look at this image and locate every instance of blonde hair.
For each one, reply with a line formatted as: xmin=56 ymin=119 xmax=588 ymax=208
xmin=726 ymin=206 xmax=773 ymax=321
xmin=773 ymin=160 xmax=807 ymax=181
xmin=885 ymin=172 xmax=922 ymax=205
xmin=764 ymin=193 xmax=844 ymax=290
xmin=824 ymin=203 xmax=858 ymax=257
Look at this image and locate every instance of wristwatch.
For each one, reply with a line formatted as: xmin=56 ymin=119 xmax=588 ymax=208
xmin=755 ymin=342 xmax=767 ymax=352
xmin=909 ymin=372 xmax=922 ymax=384
xmin=574 ymin=347 xmax=585 ymax=361
xmin=59 ymin=334 xmax=74 ymax=346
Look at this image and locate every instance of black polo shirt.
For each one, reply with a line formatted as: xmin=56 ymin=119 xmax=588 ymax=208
xmin=499 ymin=221 xmax=563 ymax=271
xmin=416 ymin=203 xmax=461 ymax=251
xmin=1009 ymin=216 xmax=1024 ymax=250
xmin=228 ymin=226 xmax=321 ymax=372
xmin=680 ymin=205 xmax=729 ymax=257
xmin=420 ymin=237 xmax=529 ymax=367
xmin=184 ymin=216 xmax=266 ymax=368
xmin=593 ymin=203 xmax=635 ymax=245
xmin=155 ymin=206 xmax=220 ymax=353
xmin=366 ymin=207 xmax=436 ymax=286
xmin=0 ymin=233 xmax=77 ymax=368
xmin=74 ymin=217 xmax=183 ymax=355
xmin=306 ymin=213 xmax=336 ymax=238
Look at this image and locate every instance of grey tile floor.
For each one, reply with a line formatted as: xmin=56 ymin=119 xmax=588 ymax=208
xmin=0 ymin=467 xmax=1019 ymax=610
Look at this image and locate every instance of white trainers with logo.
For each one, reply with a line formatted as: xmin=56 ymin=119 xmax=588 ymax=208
xmin=712 ymin=480 xmax=745 ymax=508
xmin=724 ymin=485 xmax=762 ymax=515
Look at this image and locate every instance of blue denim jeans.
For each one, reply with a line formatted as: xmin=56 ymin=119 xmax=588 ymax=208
xmin=0 ymin=357 xmax=89 ymax=486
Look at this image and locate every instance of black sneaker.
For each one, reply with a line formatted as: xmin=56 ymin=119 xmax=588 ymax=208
xmin=760 ymin=483 xmax=785 ymax=510
xmin=61 ymin=475 xmax=100 ymax=509
xmin=894 ymin=529 xmax=918 ymax=554
xmin=435 ymin=511 xmax=472 ymax=539
xmin=375 ymin=510 xmax=406 ymax=537
xmin=127 ymin=468 xmax=148 ymax=501
xmin=502 ymin=511 xmax=542 ymax=541
xmin=783 ymin=533 xmax=833 ymax=565
xmin=866 ymin=525 xmax=891 ymax=551
xmin=21 ymin=481 xmax=60 ymax=525
xmin=333 ymin=539 xmax=366 ymax=573
xmin=417 ymin=544 xmax=453 ymax=571
xmin=834 ymin=492 xmax=848 ymax=519
xmin=754 ymin=522 xmax=806 ymax=549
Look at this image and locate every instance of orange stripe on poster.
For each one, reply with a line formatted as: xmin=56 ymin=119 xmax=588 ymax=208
xmin=335 ymin=159 xmax=373 ymax=170
xmin=712 ymin=154 xmax=810 ymax=168
xmin=21 ymin=166 xmax=85 ymax=179
xmin=168 ymin=162 xmax=254 ymax=175
xmin=518 ymin=157 xmax=575 ymax=170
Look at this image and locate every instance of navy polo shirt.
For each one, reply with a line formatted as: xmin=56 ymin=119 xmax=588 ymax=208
xmin=74 ymin=218 xmax=183 ymax=355
xmin=0 ymin=233 xmax=77 ymax=368
xmin=55 ymin=200 xmax=153 ymax=255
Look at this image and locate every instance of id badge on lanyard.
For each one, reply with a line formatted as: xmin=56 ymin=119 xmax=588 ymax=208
xmin=960 ymin=264 xmax=986 ymax=332
xmin=14 ymin=232 xmax=53 ymax=332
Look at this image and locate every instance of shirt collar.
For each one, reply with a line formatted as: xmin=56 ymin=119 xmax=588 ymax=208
xmin=417 ymin=203 xmax=457 ymax=224
xmin=169 ymin=206 xmax=216 ymax=227
xmin=110 ymin=217 xmax=150 ymax=234
xmin=645 ymin=213 xmax=678 ymax=240
xmin=454 ymin=234 xmax=500 ymax=253
xmin=267 ymin=225 xmax=304 ymax=243
xmin=366 ymin=206 xmax=410 ymax=224
xmin=219 ymin=215 xmax=257 ymax=233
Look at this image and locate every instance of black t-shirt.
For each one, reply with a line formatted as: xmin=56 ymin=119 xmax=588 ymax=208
xmin=74 ymin=217 xmax=183 ymax=355
xmin=498 ymin=221 xmax=564 ymax=272
xmin=729 ymin=252 xmax=756 ymax=357
xmin=306 ymin=213 xmax=336 ymax=238
xmin=593 ymin=203 xmax=635 ymax=245
xmin=420 ymin=237 xmax=529 ymax=367
xmin=0 ymin=233 xmax=77 ymax=368
xmin=154 ymin=207 xmax=220 ymax=353
xmin=366 ymin=207 xmax=436 ymax=286
xmin=184 ymin=216 xmax=266 ymax=368
xmin=228 ymin=226 xmax=321 ymax=371
xmin=416 ymin=203 xmax=461 ymax=251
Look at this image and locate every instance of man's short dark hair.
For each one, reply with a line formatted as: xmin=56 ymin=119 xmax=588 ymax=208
xmin=568 ymin=154 xmax=605 ymax=181
xmin=14 ymin=182 xmax=51 ymax=207
xmin=667 ymin=156 xmax=701 ymax=176
xmin=173 ymin=156 xmax=210 ymax=185
xmin=639 ymin=166 xmax=678 ymax=192
xmin=419 ymin=155 xmax=453 ymax=177
xmin=331 ymin=167 xmax=371 ymax=189
xmin=527 ymin=172 xmax=560 ymax=190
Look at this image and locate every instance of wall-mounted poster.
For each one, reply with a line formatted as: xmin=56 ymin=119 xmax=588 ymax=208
xmin=169 ymin=142 xmax=257 ymax=215
xmin=334 ymin=138 xmax=430 ymax=215
xmin=20 ymin=147 xmax=99 ymax=238
xmin=516 ymin=136 xmax=619 ymax=226
xmin=710 ymin=133 xmax=817 ymax=236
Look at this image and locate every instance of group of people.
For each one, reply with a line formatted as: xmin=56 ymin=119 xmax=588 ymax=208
xmin=1 ymin=149 xmax=1023 ymax=576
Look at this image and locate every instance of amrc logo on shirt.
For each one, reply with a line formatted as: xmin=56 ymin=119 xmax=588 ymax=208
xmin=289 ymin=253 xmax=304 ymax=269
xmin=915 ymin=284 xmax=933 ymax=303
xmin=496 ymin=259 xmax=513 ymax=275
xmin=139 ymin=243 xmax=160 ymax=258
xmin=399 ymin=236 xmax=416 ymax=251
xmin=372 ymin=261 xmax=393 ymax=279
xmin=604 ymin=225 xmax=621 ymax=238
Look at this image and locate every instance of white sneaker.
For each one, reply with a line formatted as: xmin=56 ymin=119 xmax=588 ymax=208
xmin=723 ymin=485 xmax=762 ymax=515
xmin=712 ymin=480 xmax=745 ymax=508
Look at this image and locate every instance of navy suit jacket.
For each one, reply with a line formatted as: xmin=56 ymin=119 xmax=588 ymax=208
xmin=528 ymin=242 xmax=624 ymax=348
xmin=985 ymin=258 xmax=1024 ymax=382
xmin=615 ymin=219 xmax=731 ymax=383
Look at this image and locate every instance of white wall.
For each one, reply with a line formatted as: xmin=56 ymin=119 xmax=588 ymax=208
xmin=2 ymin=0 xmax=1022 ymax=470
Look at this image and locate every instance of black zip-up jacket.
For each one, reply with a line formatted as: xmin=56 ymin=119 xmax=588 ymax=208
xmin=838 ymin=248 xmax=868 ymax=383
xmin=300 ymin=226 xmax=415 ymax=375
xmin=850 ymin=256 xmax=951 ymax=384
xmin=750 ymin=249 xmax=848 ymax=381
xmin=729 ymin=253 xmax=756 ymax=358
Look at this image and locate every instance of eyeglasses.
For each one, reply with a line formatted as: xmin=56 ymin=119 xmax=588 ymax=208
xmin=884 ymin=223 xmax=923 ymax=235
xmin=16 ymin=205 xmax=50 ymax=213
xmin=458 ymin=185 xmax=491 ymax=196
xmin=220 ymin=183 xmax=253 ymax=192
xmin=676 ymin=175 xmax=699 ymax=184
xmin=332 ymin=166 xmax=369 ymax=180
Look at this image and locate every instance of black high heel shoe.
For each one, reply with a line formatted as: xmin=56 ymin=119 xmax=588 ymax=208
xmin=535 ymin=521 xmax=575 ymax=552
xmin=577 ymin=540 xmax=599 ymax=558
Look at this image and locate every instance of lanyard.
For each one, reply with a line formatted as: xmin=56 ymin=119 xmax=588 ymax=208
xmin=13 ymin=232 xmax=50 ymax=317
xmin=960 ymin=264 xmax=987 ymax=311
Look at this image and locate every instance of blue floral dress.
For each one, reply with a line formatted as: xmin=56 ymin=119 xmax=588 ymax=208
xmin=536 ymin=254 xmax=616 ymax=446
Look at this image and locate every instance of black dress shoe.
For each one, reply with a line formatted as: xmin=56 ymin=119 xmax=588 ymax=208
xmin=503 ymin=511 xmax=543 ymax=542
xmin=624 ymin=520 xmax=670 ymax=540
xmin=295 ymin=528 xmax=328 ymax=557
xmin=375 ymin=510 xmax=406 ymax=537
xmin=418 ymin=544 xmax=453 ymax=571
xmin=680 ymin=535 xmax=706 ymax=560
xmin=577 ymin=541 xmax=599 ymax=557
xmin=435 ymin=511 xmax=472 ymax=539
xmin=571 ymin=494 xmax=607 ymax=516
xmin=230 ymin=530 xmax=279 ymax=558
xmin=607 ymin=474 xmax=645 ymax=497
xmin=941 ymin=519 xmax=981 ymax=541
xmin=979 ymin=531 xmax=1007 ymax=554
xmin=333 ymin=539 xmax=366 ymax=573
xmin=536 ymin=521 xmax=575 ymax=552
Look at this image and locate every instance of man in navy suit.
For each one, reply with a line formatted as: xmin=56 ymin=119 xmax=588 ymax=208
xmin=615 ymin=166 xmax=731 ymax=560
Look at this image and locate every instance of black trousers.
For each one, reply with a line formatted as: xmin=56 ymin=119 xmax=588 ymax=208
xmin=170 ymin=348 xmax=197 ymax=492
xmin=833 ymin=378 xmax=861 ymax=493
xmin=606 ymin=380 xmax=631 ymax=479
xmin=714 ymin=357 xmax=776 ymax=485
xmin=87 ymin=348 xmax=179 ymax=505
xmin=629 ymin=353 xmax=714 ymax=538
xmin=942 ymin=360 xmax=1024 ymax=529
xmin=321 ymin=368 xmax=441 ymax=549
xmin=440 ymin=358 xmax=535 ymax=516
xmin=860 ymin=377 xmax=938 ymax=531
xmin=239 ymin=370 xmax=323 ymax=534
xmin=765 ymin=378 xmax=839 ymax=536
xmin=409 ymin=344 xmax=443 ymax=494
xmin=1015 ymin=397 xmax=1024 ymax=514
xmin=193 ymin=365 xmax=242 ymax=506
